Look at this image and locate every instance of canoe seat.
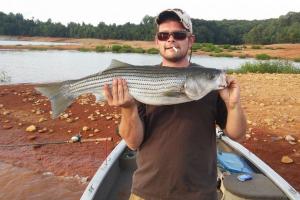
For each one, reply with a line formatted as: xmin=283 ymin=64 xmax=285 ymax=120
xmin=222 ymin=173 xmax=288 ymax=200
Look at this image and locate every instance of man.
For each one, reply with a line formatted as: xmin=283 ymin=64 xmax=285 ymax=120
xmin=103 ymin=8 xmax=246 ymax=200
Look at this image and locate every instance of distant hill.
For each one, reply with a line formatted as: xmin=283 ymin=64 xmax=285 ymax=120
xmin=0 ymin=11 xmax=299 ymax=44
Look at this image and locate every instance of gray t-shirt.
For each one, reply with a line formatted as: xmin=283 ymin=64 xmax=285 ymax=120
xmin=131 ymin=89 xmax=227 ymax=200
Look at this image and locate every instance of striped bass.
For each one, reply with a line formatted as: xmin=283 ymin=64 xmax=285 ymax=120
xmin=35 ymin=59 xmax=227 ymax=118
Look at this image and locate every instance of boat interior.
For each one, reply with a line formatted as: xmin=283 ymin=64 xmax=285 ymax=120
xmin=90 ymin=138 xmax=288 ymax=200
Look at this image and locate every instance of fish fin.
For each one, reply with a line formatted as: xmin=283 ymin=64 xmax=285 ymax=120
xmin=184 ymin=76 xmax=209 ymax=100
xmin=35 ymin=82 xmax=74 ymax=119
xmin=107 ymin=59 xmax=134 ymax=69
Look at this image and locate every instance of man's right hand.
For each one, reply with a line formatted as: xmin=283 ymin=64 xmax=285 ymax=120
xmin=103 ymin=78 xmax=136 ymax=108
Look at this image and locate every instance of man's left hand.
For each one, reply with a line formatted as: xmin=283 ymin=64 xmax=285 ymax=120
xmin=219 ymin=76 xmax=241 ymax=110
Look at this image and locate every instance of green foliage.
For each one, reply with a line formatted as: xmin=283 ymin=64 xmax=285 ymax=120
xmin=227 ymin=60 xmax=300 ymax=74
xmin=95 ymin=45 xmax=109 ymax=52
xmin=251 ymin=45 xmax=262 ymax=49
xmin=78 ymin=48 xmax=91 ymax=52
xmin=210 ymin=53 xmax=233 ymax=57
xmin=0 ymin=11 xmax=299 ymax=44
xmin=256 ymin=54 xmax=271 ymax=60
xmin=112 ymin=45 xmax=122 ymax=52
xmin=146 ymin=48 xmax=159 ymax=54
xmin=238 ymin=54 xmax=247 ymax=58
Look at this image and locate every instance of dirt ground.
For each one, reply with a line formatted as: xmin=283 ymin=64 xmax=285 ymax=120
xmin=1 ymin=36 xmax=300 ymax=60
xmin=0 ymin=73 xmax=299 ymax=192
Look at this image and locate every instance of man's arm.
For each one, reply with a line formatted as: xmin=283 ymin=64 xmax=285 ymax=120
xmin=103 ymin=78 xmax=144 ymax=150
xmin=219 ymin=76 xmax=247 ymax=140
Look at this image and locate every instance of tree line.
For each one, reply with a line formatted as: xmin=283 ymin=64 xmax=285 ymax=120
xmin=0 ymin=11 xmax=299 ymax=44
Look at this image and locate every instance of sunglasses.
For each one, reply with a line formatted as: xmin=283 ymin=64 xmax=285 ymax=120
xmin=156 ymin=31 xmax=189 ymax=41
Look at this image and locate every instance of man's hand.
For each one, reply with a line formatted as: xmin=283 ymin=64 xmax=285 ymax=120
xmin=219 ymin=76 xmax=241 ymax=110
xmin=103 ymin=78 xmax=136 ymax=108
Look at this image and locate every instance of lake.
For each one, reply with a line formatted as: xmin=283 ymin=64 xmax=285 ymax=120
xmin=0 ymin=49 xmax=262 ymax=84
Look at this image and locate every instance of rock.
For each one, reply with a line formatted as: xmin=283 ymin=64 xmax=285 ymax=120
xmin=245 ymin=134 xmax=251 ymax=139
xmin=62 ymin=113 xmax=69 ymax=118
xmin=82 ymin=126 xmax=90 ymax=131
xmin=35 ymin=110 xmax=42 ymax=115
xmin=38 ymin=117 xmax=47 ymax=123
xmin=81 ymin=176 xmax=89 ymax=184
xmin=67 ymin=130 xmax=72 ymax=133
xmin=281 ymin=156 xmax=294 ymax=164
xmin=114 ymin=114 xmax=121 ymax=119
xmin=106 ymin=116 xmax=112 ymax=120
xmin=285 ymin=135 xmax=296 ymax=142
xmin=18 ymin=123 xmax=23 ymax=126
xmin=288 ymin=141 xmax=297 ymax=145
xmin=38 ymin=128 xmax=47 ymax=133
xmin=259 ymin=103 xmax=265 ymax=107
xmin=26 ymin=125 xmax=37 ymax=132
xmin=74 ymin=117 xmax=80 ymax=120
xmin=88 ymin=134 xmax=94 ymax=137
xmin=43 ymin=172 xmax=54 ymax=176
xmin=247 ymin=120 xmax=252 ymax=125
xmin=3 ymin=125 xmax=13 ymax=129
xmin=0 ymin=104 xmax=4 ymax=108
xmin=28 ymin=135 xmax=37 ymax=140
xmin=49 ymin=129 xmax=54 ymax=133
xmin=66 ymin=118 xmax=73 ymax=123
xmin=114 ymin=121 xmax=119 ymax=124
xmin=2 ymin=111 xmax=10 ymax=115
xmin=94 ymin=129 xmax=100 ymax=133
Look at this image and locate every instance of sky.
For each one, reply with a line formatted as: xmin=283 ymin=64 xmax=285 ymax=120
xmin=1 ymin=0 xmax=300 ymax=25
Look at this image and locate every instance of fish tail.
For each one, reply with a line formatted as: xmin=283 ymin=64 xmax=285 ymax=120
xmin=35 ymin=82 xmax=74 ymax=119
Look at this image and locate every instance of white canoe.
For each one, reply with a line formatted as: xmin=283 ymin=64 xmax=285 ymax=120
xmin=81 ymin=129 xmax=300 ymax=200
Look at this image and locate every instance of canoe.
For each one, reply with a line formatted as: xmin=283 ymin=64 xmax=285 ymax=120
xmin=81 ymin=129 xmax=300 ymax=200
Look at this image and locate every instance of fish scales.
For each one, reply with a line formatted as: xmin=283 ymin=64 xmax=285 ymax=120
xmin=35 ymin=59 xmax=227 ymax=118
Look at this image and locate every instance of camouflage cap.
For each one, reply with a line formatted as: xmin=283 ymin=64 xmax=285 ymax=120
xmin=155 ymin=8 xmax=193 ymax=33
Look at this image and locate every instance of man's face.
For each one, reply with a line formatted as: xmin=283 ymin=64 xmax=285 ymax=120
xmin=155 ymin=20 xmax=194 ymax=63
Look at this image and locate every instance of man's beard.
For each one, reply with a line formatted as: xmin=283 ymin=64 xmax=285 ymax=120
xmin=161 ymin=48 xmax=189 ymax=62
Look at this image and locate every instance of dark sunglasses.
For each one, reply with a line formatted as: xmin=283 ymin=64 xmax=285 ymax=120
xmin=156 ymin=31 xmax=189 ymax=41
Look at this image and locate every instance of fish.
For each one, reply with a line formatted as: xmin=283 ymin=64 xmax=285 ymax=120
xmin=35 ymin=59 xmax=227 ymax=118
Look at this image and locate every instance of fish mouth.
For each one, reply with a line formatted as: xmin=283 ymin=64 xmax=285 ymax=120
xmin=218 ymin=84 xmax=227 ymax=89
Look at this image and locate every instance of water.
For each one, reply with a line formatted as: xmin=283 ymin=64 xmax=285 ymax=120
xmin=0 ymin=162 xmax=85 ymax=200
xmin=0 ymin=49 xmax=261 ymax=84
xmin=0 ymin=40 xmax=79 ymax=46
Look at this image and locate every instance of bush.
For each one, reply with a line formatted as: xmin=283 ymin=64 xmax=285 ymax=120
xmin=132 ymin=48 xmax=145 ymax=53
xmin=210 ymin=53 xmax=233 ymax=57
xmin=112 ymin=45 xmax=122 ymax=52
xmin=294 ymin=57 xmax=300 ymax=62
xmin=256 ymin=54 xmax=271 ymax=60
xmin=78 ymin=48 xmax=90 ymax=52
xmin=0 ymin=71 xmax=11 ymax=83
xmin=251 ymin=45 xmax=262 ymax=49
xmin=228 ymin=60 xmax=300 ymax=74
xmin=95 ymin=45 xmax=108 ymax=52
xmin=146 ymin=48 xmax=159 ymax=54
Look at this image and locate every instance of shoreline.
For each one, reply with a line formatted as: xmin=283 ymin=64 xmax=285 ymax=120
xmin=1 ymin=35 xmax=300 ymax=60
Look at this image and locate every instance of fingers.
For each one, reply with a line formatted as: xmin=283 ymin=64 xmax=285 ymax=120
xmin=103 ymin=78 xmax=133 ymax=107
xmin=103 ymin=84 xmax=113 ymax=103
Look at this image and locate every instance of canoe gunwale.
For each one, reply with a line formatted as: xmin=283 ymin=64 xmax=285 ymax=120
xmin=80 ymin=140 xmax=127 ymax=200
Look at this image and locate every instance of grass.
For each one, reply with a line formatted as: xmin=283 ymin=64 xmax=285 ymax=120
xmin=0 ymin=71 xmax=11 ymax=83
xmin=294 ymin=57 xmax=300 ymax=62
xmin=227 ymin=60 xmax=300 ymax=74
xmin=256 ymin=54 xmax=271 ymax=60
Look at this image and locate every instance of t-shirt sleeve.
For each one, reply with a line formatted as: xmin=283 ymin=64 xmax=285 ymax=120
xmin=216 ymin=95 xmax=228 ymax=130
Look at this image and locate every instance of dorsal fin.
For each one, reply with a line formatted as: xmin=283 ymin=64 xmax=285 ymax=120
xmin=107 ymin=59 xmax=134 ymax=69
